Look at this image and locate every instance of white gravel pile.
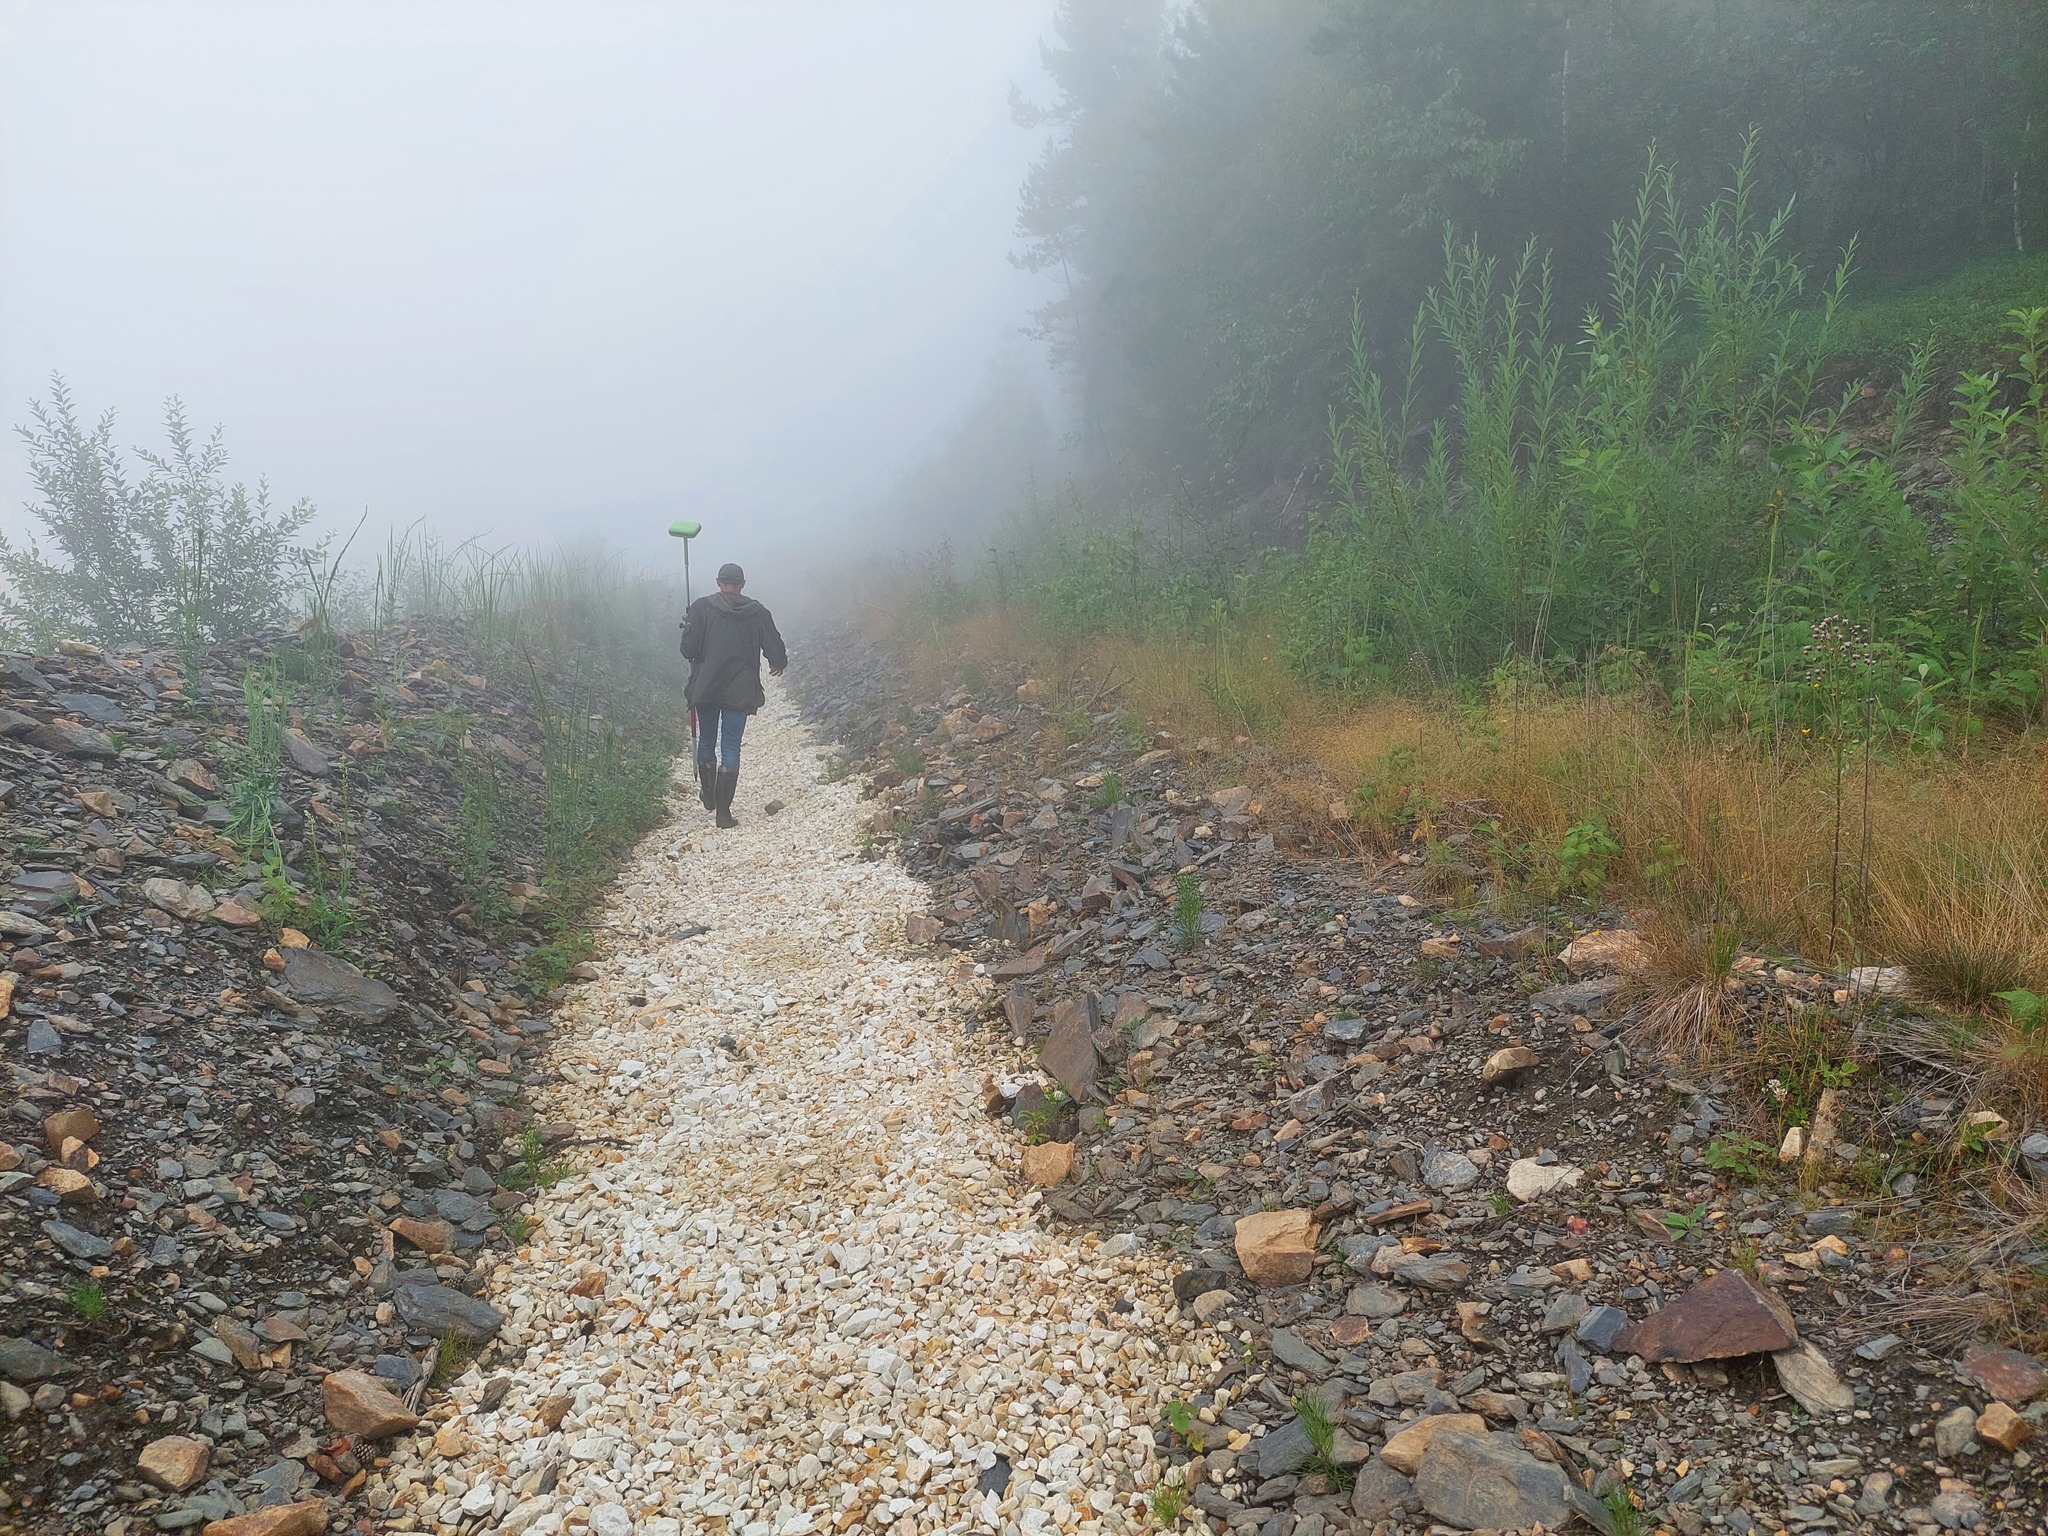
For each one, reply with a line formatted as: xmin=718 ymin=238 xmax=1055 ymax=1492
xmin=372 ymin=687 xmax=1218 ymax=1536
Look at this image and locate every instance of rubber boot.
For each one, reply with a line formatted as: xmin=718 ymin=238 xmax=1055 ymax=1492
xmin=714 ymin=767 xmax=740 ymax=829
xmin=695 ymin=755 xmax=717 ymax=811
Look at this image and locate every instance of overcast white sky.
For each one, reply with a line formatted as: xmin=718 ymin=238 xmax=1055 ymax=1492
xmin=0 ymin=0 xmax=1056 ymax=581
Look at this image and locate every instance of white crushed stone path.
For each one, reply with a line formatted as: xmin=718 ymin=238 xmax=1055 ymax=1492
xmin=373 ymin=686 xmax=1220 ymax=1536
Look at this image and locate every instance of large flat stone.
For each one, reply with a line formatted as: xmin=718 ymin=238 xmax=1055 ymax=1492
xmin=1350 ymin=1455 xmax=1414 ymax=1520
xmin=1412 ymin=1428 xmax=1573 ymax=1532
xmin=1772 ymin=1341 xmax=1855 ymax=1414
xmin=1962 ymin=1345 xmax=2047 ymax=1404
xmin=202 ymin=1499 xmax=328 ymax=1536
xmin=1234 ymin=1208 xmax=1316 ymax=1288
xmin=1611 ymin=1267 xmax=1798 ymax=1363
xmin=282 ymin=948 xmax=400 ymax=1021
xmin=27 ymin=720 xmax=118 ymax=757
xmin=390 ymin=1281 xmax=505 ymax=1343
xmin=138 ymin=1434 xmax=212 ymax=1492
xmin=0 ymin=1337 xmax=69 ymax=1383
xmin=321 ymin=1369 xmax=419 ymax=1439
xmin=1039 ymin=994 xmax=1100 ymax=1099
xmin=1529 ymin=974 xmax=1625 ymax=1015
xmin=1379 ymin=1412 xmax=1484 ymax=1475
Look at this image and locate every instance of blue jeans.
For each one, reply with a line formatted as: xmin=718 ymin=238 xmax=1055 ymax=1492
xmin=696 ymin=708 xmax=748 ymax=771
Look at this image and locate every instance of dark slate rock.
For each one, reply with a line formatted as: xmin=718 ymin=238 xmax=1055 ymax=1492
xmin=242 ymin=1457 xmax=310 ymax=1511
xmin=26 ymin=720 xmax=119 ymax=757
xmin=1529 ymin=974 xmax=1625 ymax=1014
xmin=1269 ymin=1328 xmax=1331 ymax=1376
xmin=432 ymin=1188 xmax=489 ymax=1227
xmin=1350 ymin=1455 xmax=1415 ymax=1520
xmin=0 ymin=1336 xmax=69 ymax=1382
xmin=41 ymin=1220 xmax=113 ymax=1260
xmin=1172 ymin=1268 xmax=1232 ymax=1305
xmin=1038 ymin=995 xmax=1100 ymax=1099
xmin=1413 ymin=1428 xmax=1573 ymax=1532
xmin=1576 ymin=1304 xmax=1630 ymax=1353
xmin=280 ymin=947 xmax=400 ymax=1021
xmin=1252 ymin=1416 xmax=1313 ymax=1478
xmin=8 ymin=869 xmax=84 ymax=914
xmin=390 ymin=1282 xmax=505 ymax=1343
xmin=55 ymin=692 xmax=132 ymax=726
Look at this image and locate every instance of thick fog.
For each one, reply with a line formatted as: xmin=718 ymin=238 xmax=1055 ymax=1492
xmin=0 ymin=1 xmax=1056 ymax=581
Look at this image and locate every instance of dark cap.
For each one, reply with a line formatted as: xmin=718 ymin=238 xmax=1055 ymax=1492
xmin=716 ymin=563 xmax=745 ymax=585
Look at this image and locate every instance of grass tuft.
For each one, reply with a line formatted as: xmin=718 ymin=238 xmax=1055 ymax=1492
xmin=1294 ymin=1392 xmax=1355 ymax=1492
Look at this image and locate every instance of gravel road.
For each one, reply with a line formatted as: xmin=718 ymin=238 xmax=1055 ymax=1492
xmin=372 ymin=687 xmax=1218 ymax=1536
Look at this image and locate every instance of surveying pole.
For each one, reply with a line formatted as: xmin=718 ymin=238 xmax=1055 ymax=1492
xmin=668 ymin=519 xmax=702 ymax=606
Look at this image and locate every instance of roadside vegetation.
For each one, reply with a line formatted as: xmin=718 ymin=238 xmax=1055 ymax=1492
xmin=0 ymin=395 xmax=688 ymax=984
xmin=874 ymin=147 xmax=2048 ymax=1138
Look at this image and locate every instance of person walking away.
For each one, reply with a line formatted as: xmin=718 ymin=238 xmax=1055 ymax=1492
xmin=679 ymin=562 xmax=787 ymax=828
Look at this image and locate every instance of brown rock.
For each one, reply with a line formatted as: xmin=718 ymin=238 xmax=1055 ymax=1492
xmin=256 ymin=1313 xmax=308 ymax=1344
xmin=167 ymin=758 xmax=218 ymax=796
xmin=1962 ymin=1345 xmax=2048 ymax=1405
xmin=1235 ymin=1209 xmax=1317 ymax=1288
xmin=42 ymin=1107 xmax=100 ymax=1154
xmin=1976 ymin=1401 xmax=2035 ymax=1451
xmin=37 ymin=1167 xmax=98 ymax=1204
xmin=1039 ymin=994 xmax=1101 ymax=1099
xmin=904 ymin=914 xmax=942 ymax=946
xmin=1559 ymin=928 xmax=1648 ymax=973
xmin=1329 ymin=1315 xmax=1376 ymax=1347
xmin=321 ymin=1369 xmax=419 ymax=1439
xmin=1021 ymin=1141 xmax=1076 ymax=1187
xmin=143 ymin=877 xmax=216 ymax=921
xmin=1379 ymin=1412 xmax=1486 ymax=1475
xmin=137 ymin=1433 xmax=211 ymax=1492
xmin=537 ymin=1393 xmax=573 ymax=1430
xmin=201 ymin=1500 xmax=327 ymax=1536
xmin=1611 ymin=1267 xmax=1798 ymax=1363
xmin=389 ymin=1215 xmax=453 ymax=1254
xmin=1455 ymin=1300 xmax=1497 ymax=1347
xmin=989 ymin=948 xmax=1047 ymax=980
xmin=212 ymin=1319 xmax=265 ymax=1372
xmin=1474 ymin=927 xmax=1544 ymax=959
xmin=1479 ymin=1046 xmax=1540 ymax=1087
xmin=212 ymin=899 xmax=262 ymax=928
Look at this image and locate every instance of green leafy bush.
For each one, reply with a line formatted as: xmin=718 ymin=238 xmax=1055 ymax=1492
xmin=1 ymin=380 xmax=318 ymax=648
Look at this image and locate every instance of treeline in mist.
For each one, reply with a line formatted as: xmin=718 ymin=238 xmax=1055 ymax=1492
xmin=1019 ymin=0 xmax=2045 ymax=498
xmin=900 ymin=0 xmax=2048 ymax=741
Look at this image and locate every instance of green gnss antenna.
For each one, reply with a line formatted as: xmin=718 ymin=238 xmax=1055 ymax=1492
xmin=668 ymin=519 xmax=702 ymax=605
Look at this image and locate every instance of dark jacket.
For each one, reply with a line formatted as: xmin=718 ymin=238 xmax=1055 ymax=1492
xmin=679 ymin=591 xmax=787 ymax=713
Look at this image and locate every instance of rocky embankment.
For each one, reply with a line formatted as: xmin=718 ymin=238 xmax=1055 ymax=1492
xmin=8 ymin=614 xmax=2044 ymax=1536
xmin=795 ymin=637 xmax=2048 ymax=1536
xmin=1 ymin=627 xmax=647 ymax=1535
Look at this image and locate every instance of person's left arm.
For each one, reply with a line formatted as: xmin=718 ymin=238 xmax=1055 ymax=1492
xmin=760 ymin=607 xmax=789 ymax=676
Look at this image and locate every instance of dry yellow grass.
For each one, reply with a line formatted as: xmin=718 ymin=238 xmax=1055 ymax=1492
xmin=882 ymin=604 xmax=2048 ymax=1022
